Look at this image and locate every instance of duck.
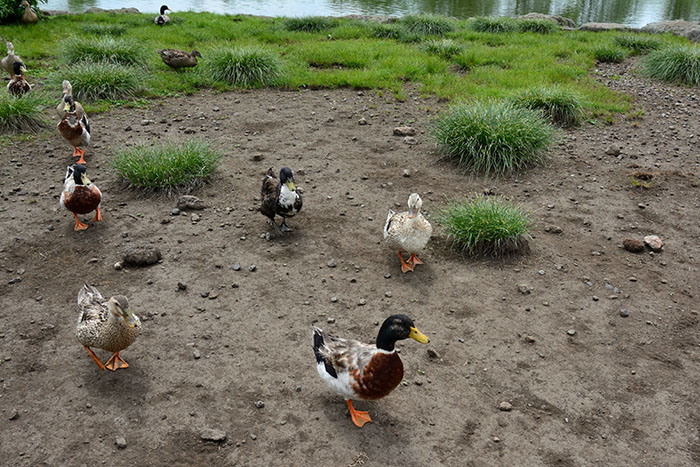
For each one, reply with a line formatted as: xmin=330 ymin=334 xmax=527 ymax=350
xmin=20 ymin=0 xmax=38 ymax=25
xmin=158 ymin=49 xmax=202 ymax=70
xmin=58 ymin=95 xmax=90 ymax=165
xmin=7 ymin=61 xmax=30 ymax=97
xmin=155 ymin=5 xmax=170 ymax=25
xmin=261 ymin=167 xmax=303 ymax=235
xmin=60 ymin=164 xmax=102 ymax=231
xmin=56 ymin=80 xmax=85 ymax=120
xmin=76 ymin=284 xmax=141 ymax=371
xmin=384 ymin=193 xmax=432 ymax=273
xmin=313 ymin=314 xmax=430 ymax=427
xmin=1 ymin=41 xmax=21 ymax=77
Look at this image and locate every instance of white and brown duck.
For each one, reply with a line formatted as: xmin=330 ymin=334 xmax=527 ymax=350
xmin=60 ymin=164 xmax=102 ymax=231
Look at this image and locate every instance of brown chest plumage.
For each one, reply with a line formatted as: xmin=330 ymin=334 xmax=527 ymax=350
xmin=8 ymin=79 xmax=30 ymax=96
xmin=352 ymin=352 xmax=404 ymax=400
xmin=64 ymin=186 xmax=100 ymax=214
xmin=58 ymin=119 xmax=83 ymax=146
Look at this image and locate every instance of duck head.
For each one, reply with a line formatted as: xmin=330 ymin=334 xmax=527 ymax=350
xmin=12 ymin=61 xmax=26 ymax=77
xmin=160 ymin=5 xmax=170 ymax=14
xmin=68 ymin=164 xmax=91 ymax=185
xmin=191 ymin=50 xmax=202 ymax=59
xmin=61 ymin=80 xmax=72 ymax=98
xmin=407 ymin=193 xmax=422 ymax=219
xmin=63 ymin=94 xmax=76 ymax=113
xmin=279 ymin=167 xmax=296 ymax=191
xmin=108 ymin=295 xmax=140 ymax=328
xmin=375 ymin=314 xmax=429 ymax=351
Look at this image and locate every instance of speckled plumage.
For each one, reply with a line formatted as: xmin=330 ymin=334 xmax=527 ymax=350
xmin=158 ymin=49 xmax=201 ymax=69
xmin=383 ymin=194 xmax=432 ymax=254
xmin=76 ymin=285 xmax=141 ymax=354
xmin=7 ymin=75 xmax=30 ymax=97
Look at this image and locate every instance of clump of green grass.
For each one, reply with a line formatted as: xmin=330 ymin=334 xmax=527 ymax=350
xmin=517 ymin=18 xmax=558 ymax=34
xmin=593 ymin=46 xmax=627 ymax=63
xmin=283 ymin=16 xmax=334 ymax=33
xmin=0 ymin=92 xmax=47 ymax=134
xmin=432 ymin=101 xmax=554 ymax=175
xmin=61 ymin=36 xmax=147 ymax=66
xmin=614 ymin=35 xmax=662 ymax=55
xmin=58 ymin=62 xmax=142 ymax=101
xmin=402 ymin=14 xmax=454 ymax=36
xmin=112 ymin=141 xmax=222 ymax=193
xmin=371 ymin=23 xmax=402 ymax=39
xmin=642 ymin=44 xmax=700 ymax=86
xmin=80 ymin=23 xmax=127 ymax=36
xmin=469 ymin=17 xmax=518 ymax=34
xmin=438 ymin=195 xmax=531 ymax=256
xmin=510 ymin=86 xmax=585 ymax=127
xmin=420 ymin=39 xmax=463 ymax=59
xmin=204 ymin=47 xmax=283 ymax=87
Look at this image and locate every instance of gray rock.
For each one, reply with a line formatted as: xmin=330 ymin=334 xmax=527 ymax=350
xmin=193 ymin=349 xmax=201 ymax=359
xmin=358 ymin=117 xmax=368 ymax=125
xmin=357 ymin=298 xmax=367 ymax=306
xmin=605 ymin=146 xmax=621 ymax=156
xmin=393 ymin=126 xmax=416 ymax=136
xmin=327 ymin=259 xmax=336 ymax=268
xmin=517 ymin=12 xmax=575 ymax=28
xmin=200 ymin=428 xmax=227 ymax=442
xmin=567 ymin=329 xmax=576 ymax=336
xmin=232 ymin=263 xmax=241 ymax=271
xmin=644 ymin=235 xmax=663 ymax=251
xmin=177 ymin=282 xmax=187 ymax=291
xmin=255 ymin=400 xmax=265 ymax=409
xmin=9 ymin=409 xmax=18 ymax=420
xmin=171 ymin=208 xmax=181 ymax=216
xmin=518 ymin=284 xmax=531 ymax=295
xmin=122 ymin=245 xmax=161 ymax=266
xmin=403 ymin=136 xmax=418 ymax=145
xmin=620 ymin=308 xmax=630 ymax=318
xmin=177 ymin=195 xmax=205 ymax=211
xmin=579 ymin=22 xmax=631 ymax=32
xmin=115 ymin=437 xmax=127 ymax=449
xmin=498 ymin=401 xmax=513 ymax=412
xmin=641 ymin=20 xmax=700 ymax=42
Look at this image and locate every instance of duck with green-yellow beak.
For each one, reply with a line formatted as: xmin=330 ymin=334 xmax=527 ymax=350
xmin=58 ymin=95 xmax=91 ymax=165
xmin=260 ymin=166 xmax=303 ymax=235
xmin=60 ymin=164 xmax=102 ymax=231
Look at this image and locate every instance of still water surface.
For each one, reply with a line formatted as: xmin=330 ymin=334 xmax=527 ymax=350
xmin=44 ymin=0 xmax=700 ymax=27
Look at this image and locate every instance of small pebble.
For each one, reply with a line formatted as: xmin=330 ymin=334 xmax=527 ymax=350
xmin=567 ymin=329 xmax=576 ymax=336
xmin=193 ymin=349 xmax=201 ymax=359
xmin=620 ymin=309 xmax=629 ymax=318
xmin=115 ymin=437 xmax=127 ymax=449
xmin=248 ymin=264 xmax=256 ymax=272
xmin=255 ymin=400 xmax=265 ymax=409
xmin=498 ymin=402 xmax=513 ymax=412
xmin=232 ymin=263 xmax=241 ymax=271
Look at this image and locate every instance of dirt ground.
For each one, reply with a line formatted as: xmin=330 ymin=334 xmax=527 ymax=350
xmin=0 ymin=60 xmax=699 ymax=466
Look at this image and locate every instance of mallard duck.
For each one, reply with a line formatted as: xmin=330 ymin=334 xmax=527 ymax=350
xmin=7 ymin=61 xmax=30 ymax=97
xmin=1 ymin=41 xmax=21 ymax=77
xmin=384 ymin=193 xmax=432 ymax=273
xmin=261 ymin=167 xmax=303 ymax=235
xmin=155 ymin=5 xmax=170 ymax=25
xmin=56 ymin=80 xmax=85 ymax=119
xmin=58 ymin=95 xmax=90 ymax=165
xmin=60 ymin=164 xmax=102 ymax=231
xmin=158 ymin=49 xmax=202 ymax=69
xmin=20 ymin=0 xmax=38 ymax=25
xmin=76 ymin=284 xmax=141 ymax=371
xmin=313 ymin=314 xmax=430 ymax=427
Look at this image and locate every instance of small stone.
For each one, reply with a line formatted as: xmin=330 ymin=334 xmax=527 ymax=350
xmin=115 ymin=437 xmax=127 ymax=449
xmin=567 ymin=329 xmax=576 ymax=336
xmin=498 ymin=402 xmax=513 ymax=412
xmin=9 ymin=409 xmax=19 ymax=420
xmin=327 ymin=259 xmax=336 ymax=268
xmin=525 ymin=336 xmax=536 ymax=343
xmin=255 ymin=400 xmax=265 ymax=409
xmin=114 ymin=262 xmax=123 ymax=271
xmin=193 ymin=349 xmax=201 ymax=359
xmin=538 ymin=270 xmax=545 ymax=275
xmin=122 ymin=245 xmax=161 ymax=267
xmin=177 ymin=195 xmax=205 ymax=211
xmin=251 ymin=154 xmax=264 ymax=162
xmin=8 ymin=277 xmax=21 ymax=285
xmin=605 ymin=146 xmax=621 ymax=156
xmin=517 ymin=284 xmax=531 ymax=295
xmin=200 ymin=429 xmax=227 ymax=442
xmin=190 ymin=213 xmax=201 ymax=223
xmin=620 ymin=309 xmax=629 ymax=317
xmin=171 ymin=208 xmax=181 ymax=216
xmin=327 ymin=317 xmax=335 ymax=324
xmin=427 ymin=349 xmax=441 ymax=359
xmin=358 ymin=117 xmax=367 ymax=125
xmin=384 ymin=291 xmax=392 ymax=298
xmin=330 ymin=296 xmax=338 ymax=303
xmin=250 ymin=434 xmax=257 ymax=441
xmin=623 ymin=238 xmax=645 ymax=253
xmin=384 ymin=273 xmax=391 ymax=279
xmin=177 ymin=282 xmax=187 ymax=291
xmin=402 ymin=169 xmax=411 ymax=178
xmin=492 ymin=437 xmax=501 ymax=443
xmin=643 ymin=235 xmax=663 ymax=251
xmin=403 ymin=136 xmax=417 ymax=145
xmin=357 ymin=298 xmax=367 ymax=306
xmin=248 ymin=264 xmax=257 ymax=272
xmin=231 ymin=283 xmax=239 ymax=289
xmin=232 ymin=263 xmax=241 ymax=271
xmin=393 ymin=126 xmax=416 ymax=136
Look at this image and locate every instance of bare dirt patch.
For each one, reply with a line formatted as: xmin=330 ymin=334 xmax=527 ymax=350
xmin=0 ymin=64 xmax=698 ymax=466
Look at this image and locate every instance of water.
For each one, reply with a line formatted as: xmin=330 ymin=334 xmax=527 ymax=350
xmin=44 ymin=0 xmax=700 ymax=28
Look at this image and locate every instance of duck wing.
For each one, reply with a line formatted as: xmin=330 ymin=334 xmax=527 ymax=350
xmin=77 ymin=284 xmax=107 ymax=324
xmin=260 ymin=169 xmax=281 ymax=219
xmin=312 ymin=326 xmax=377 ymax=379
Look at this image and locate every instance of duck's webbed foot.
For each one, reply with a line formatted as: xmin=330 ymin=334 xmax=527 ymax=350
xmin=280 ymin=221 xmax=293 ymax=233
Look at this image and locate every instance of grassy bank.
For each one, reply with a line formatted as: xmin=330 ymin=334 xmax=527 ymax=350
xmin=0 ymin=12 xmax=689 ymax=116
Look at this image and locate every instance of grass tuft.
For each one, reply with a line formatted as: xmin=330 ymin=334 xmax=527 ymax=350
xmin=420 ymin=39 xmax=463 ymax=59
xmin=61 ymin=36 xmax=147 ymax=66
xmin=57 ymin=62 xmax=142 ymax=101
xmin=80 ymin=23 xmax=127 ymax=36
xmin=593 ymin=46 xmax=627 ymax=63
xmin=371 ymin=23 xmax=402 ymax=39
xmin=643 ymin=44 xmax=700 ymax=86
xmin=112 ymin=140 xmax=222 ymax=193
xmin=438 ymin=195 xmax=531 ymax=256
xmin=432 ymin=100 xmax=554 ymax=175
xmin=470 ymin=17 xmax=518 ymax=34
xmin=517 ymin=18 xmax=558 ymax=34
xmin=203 ymin=47 xmax=283 ymax=87
xmin=402 ymin=15 xmax=454 ymax=36
xmin=614 ymin=35 xmax=662 ymax=55
xmin=509 ymin=85 xmax=585 ymax=127
xmin=283 ymin=16 xmax=334 ymax=33
xmin=0 ymin=92 xmax=47 ymax=134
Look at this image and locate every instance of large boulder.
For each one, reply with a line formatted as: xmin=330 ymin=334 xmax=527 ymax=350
xmin=517 ymin=13 xmax=575 ymax=28
xmin=641 ymin=20 xmax=700 ymax=42
xmin=579 ymin=22 xmax=632 ymax=32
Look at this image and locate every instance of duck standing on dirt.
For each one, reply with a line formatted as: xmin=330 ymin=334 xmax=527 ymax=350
xmin=384 ymin=193 xmax=432 ymax=273
xmin=155 ymin=5 xmax=170 ymax=25
xmin=7 ymin=61 xmax=30 ymax=96
xmin=158 ymin=49 xmax=202 ymax=70
xmin=1 ymin=42 xmax=21 ymax=77
xmin=58 ymin=95 xmax=90 ymax=165
xmin=76 ymin=284 xmax=141 ymax=371
xmin=261 ymin=167 xmax=303 ymax=235
xmin=60 ymin=164 xmax=102 ymax=231
xmin=56 ymin=80 xmax=85 ymax=119
xmin=20 ymin=0 xmax=38 ymax=24
xmin=313 ymin=315 xmax=430 ymax=427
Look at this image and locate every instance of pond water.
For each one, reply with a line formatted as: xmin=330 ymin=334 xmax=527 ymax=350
xmin=44 ymin=0 xmax=700 ymax=28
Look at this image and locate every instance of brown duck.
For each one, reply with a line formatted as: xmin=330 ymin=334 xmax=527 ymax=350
xmin=158 ymin=49 xmax=202 ymax=69
xmin=7 ymin=61 xmax=30 ymax=96
xmin=260 ymin=167 xmax=303 ymax=235
xmin=20 ymin=0 xmax=38 ymax=24
xmin=60 ymin=164 xmax=102 ymax=231
xmin=58 ymin=95 xmax=90 ymax=164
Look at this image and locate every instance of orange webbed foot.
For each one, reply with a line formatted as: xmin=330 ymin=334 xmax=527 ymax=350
xmin=84 ymin=346 xmax=106 ymax=371
xmin=73 ymin=213 xmax=88 ymax=231
xmin=408 ymin=253 xmax=424 ymax=266
xmin=397 ymin=251 xmax=414 ymax=273
xmin=104 ymin=352 xmax=129 ymax=371
xmin=74 ymin=149 xmax=86 ymax=165
xmin=347 ymin=400 xmax=372 ymax=428
xmin=94 ymin=208 xmax=102 ymax=222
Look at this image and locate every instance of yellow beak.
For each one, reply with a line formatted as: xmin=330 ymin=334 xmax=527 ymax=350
xmin=20 ymin=66 xmax=26 ymax=74
xmin=81 ymin=173 xmax=91 ymax=185
xmin=409 ymin=326 xmax=430 ymax=344
xmin=64 ymin=102 xmax=70 ymax=111
xmin=285 ymin=181 xmax=296 ymax=191
xmin=122 ymin=309 xmax=139 ymax=328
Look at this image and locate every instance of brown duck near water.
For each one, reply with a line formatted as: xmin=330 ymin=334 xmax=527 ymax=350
xmin=260 ymin=167 xmax=303 ymax=235
xmin=1 ymin=42 xmax=21 ymax=77
xmin=58 ymin=95 xmax=90 ymax=164
xmin=57 ymin=80 xmax=85 ymax=119
xmin=6 ymin=61 xmax=30 ymax=96
xmin=20 ymin=0 xmax=38 ymax=24
xmin=60 ymin=164 xmax=102 ymax=231
xmin=313 ymin=315 xmax=430 ymax=427
xmin=158 ymin=49 xmax=202 ymax=69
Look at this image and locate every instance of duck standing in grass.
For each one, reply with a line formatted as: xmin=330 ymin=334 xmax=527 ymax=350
xmin=58 ymin=95 xmax=90 ymax=165
xmin=158 ymin=49 xmax=202 ymax=70
xmin=7 ymin=61 xmax=30 ymax=96
xmin=60 ymin=164 xmax=102 ymax=231
xmin=1 ymin=42 xmax=21 ymax=77
xmin=261 ymin=167 xmax=303 ymax=235
xmin=56 ymin=80 xmax=85 ymax=119
xmin=76 ymin=284 xmax=141 ymax=371
xmin=155 ymin=5 xmax=170 ymax=25
xmin=20 ymin=0 xmax=38 ymax=24
xmin=384 ymin=193 xmax=432 ymax=273
xmin=313 ymin=315 xmax=430 ymax=427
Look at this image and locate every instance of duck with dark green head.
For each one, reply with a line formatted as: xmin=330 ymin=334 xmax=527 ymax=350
xmin=6 ymin=61 xmax=30 ymax=97
xmin=312 ymin=314 xmax=430 ymax=427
